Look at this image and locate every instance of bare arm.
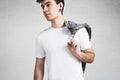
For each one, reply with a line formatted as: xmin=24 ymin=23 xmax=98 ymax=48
xmin=79 ymin=48 xmax=95 ymax=63
xmin=34 ymin=57 xmax=45 ymax=80
xmin=67 ymin=38 xmax=95 ymax=63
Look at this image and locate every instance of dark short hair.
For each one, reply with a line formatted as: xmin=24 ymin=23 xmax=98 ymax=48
xmin=36 ymin=0 xmax=65 ymax=15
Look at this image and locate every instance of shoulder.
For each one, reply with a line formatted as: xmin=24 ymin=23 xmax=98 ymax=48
xmin=37 ymin=27 xmax=51 ymax=37
xmin=37 ymin=27 xmax=51 ymax=40
xmin=74 ymin=27 xmax=89 ymax=42
xmin=76 ymin=28 xmax=88 ymax=36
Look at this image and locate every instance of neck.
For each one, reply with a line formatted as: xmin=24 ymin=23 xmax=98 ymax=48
xmin=51 ymin=15 xmax=65 ymax=28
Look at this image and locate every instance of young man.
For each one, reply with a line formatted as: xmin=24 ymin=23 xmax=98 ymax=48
xmin=34 ymin=0 xmax=95 ymax=80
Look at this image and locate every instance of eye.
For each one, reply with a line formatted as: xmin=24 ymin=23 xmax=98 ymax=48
xmin=46 ymin=3 xmax=51 ymax=7
xmin=41 ymin=2 xmax=52 ymax=9
xmin=41 ymin=5 xmax=44 ymax=9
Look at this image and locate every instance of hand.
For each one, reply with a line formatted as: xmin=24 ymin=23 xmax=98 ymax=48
xmin=67 ymin=35 xmax=81 ymax=57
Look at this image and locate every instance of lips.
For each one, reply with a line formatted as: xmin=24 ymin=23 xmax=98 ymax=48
xmin=46 ymin=14 xmax=50 ymax=16
xmin=44 ymin=13 xmax=50 ymax=16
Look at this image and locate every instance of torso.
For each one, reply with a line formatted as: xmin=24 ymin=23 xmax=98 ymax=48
xmin=38 ymin=26 xmax=84 ymax=80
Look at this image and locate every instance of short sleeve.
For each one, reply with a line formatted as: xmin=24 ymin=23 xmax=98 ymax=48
xmin=36 ymin=35 xmax=45 ymax=58
xmin=75 ymin=28 xmax=92 ymax=50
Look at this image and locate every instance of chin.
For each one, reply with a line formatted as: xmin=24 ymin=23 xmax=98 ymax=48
xmin=46 ymin=17 xmax=54 ymax=21
xmin=45 ymin=15 xmax=57 ymax=21
xmin=46 ymin=18 xmax=51 ymax=21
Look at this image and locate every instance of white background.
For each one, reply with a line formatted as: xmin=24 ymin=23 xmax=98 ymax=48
xmin=0 ymin=0 xmax=120 ymax=80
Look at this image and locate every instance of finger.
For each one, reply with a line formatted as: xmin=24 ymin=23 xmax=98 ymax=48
xmin=70 ymin=37 xmax=75 ymax=44
xmin=70 ymin=35 xmax=75 ymax=42
xmin=71 ymin=40 xmax=78 ymax=48
xmin=67 ymin=42 xmax=72 ymax=49
xmin=67 ymin=41 xmax=71 ymax=45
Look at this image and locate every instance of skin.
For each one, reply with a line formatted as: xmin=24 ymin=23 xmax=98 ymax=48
xmin=67 ymin=36 xmax=95 ymax=63
xmin=34 ymin=0 xmax=95 ymax=80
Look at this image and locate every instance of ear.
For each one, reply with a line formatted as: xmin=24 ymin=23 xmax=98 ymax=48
xmin=58 ymin=2 xmax=63 ymax=10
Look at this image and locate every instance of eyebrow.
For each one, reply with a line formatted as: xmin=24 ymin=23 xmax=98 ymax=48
xmin=41 ymin=1 xmax=52 ymax=7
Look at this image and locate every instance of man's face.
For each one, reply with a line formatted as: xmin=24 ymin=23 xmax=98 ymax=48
xmin=41 ymin=0 xmax=61 ymax=21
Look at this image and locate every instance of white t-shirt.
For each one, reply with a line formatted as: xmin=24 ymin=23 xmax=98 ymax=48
xmin=36 ymin=26 xmax=91 ymax=80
